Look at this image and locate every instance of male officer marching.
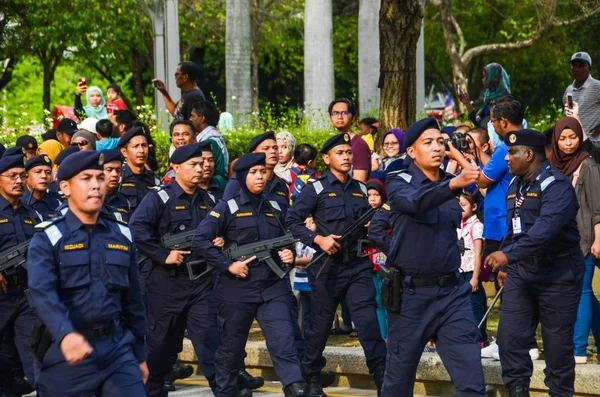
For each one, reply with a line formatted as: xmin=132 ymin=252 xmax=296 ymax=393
xmin=486 ymin=129 xmax=584 ymax=397
xmin=102 ymin=149 xmax=131 ymax=223
xmin=381 ymin=118 xmax=486 ymax=397
xmin=22 ymin=155 xmax=62 ymax=220
xmin=27 ymin=150 xmax=148 ymax=396
xmin=129 ymin=142 xmax=220 ymax=396
xmin=286 ymin=133 xmax=387 ymax=397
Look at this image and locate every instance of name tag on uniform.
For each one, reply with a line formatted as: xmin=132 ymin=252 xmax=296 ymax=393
xmin=512 ymin=217 xmax=522 ymax=234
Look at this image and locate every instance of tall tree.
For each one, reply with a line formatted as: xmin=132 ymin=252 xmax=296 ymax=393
xmin=379 ymin=0 xmax=424 ymax=131
xmin=304 ymin=0 xmax=334 ymax=128
xmin=226 ymin=0 xmax=252 ymax=122
xmin=358 ymin=0 xmax=380 ymax=118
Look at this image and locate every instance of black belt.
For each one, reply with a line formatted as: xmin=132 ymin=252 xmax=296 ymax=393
xmin=401 ymin=271 xmax=459 ymax=288
xmin=78 ymin=321 xmax=117 ymax=341
xmin=526 ymin=251 xmax=571 ymax=266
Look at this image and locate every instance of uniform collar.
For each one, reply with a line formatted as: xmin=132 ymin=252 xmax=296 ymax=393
xmin=64 ymin=208 xmax=108 ymax=231
xmin=123 ymin=163 xmax=155 ymax=180
xmin=169 ymin=179 xmax=198 ymax=199
xmin=408 ymin=161 xmax=452 ymax=185
xmin=523 ymin=160 xmax=551 ymax=183
xmin=324 ymin=170 xmax=355 ymax=186
xmin=0 ymin=193 xmax=24 ymax=212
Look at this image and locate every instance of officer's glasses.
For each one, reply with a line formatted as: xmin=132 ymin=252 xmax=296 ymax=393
xmin=0 ymin=173 xmax=27 ymax=181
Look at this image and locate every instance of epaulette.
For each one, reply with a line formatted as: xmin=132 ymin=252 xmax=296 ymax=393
xmin=150 ymin=185 xmax=170 ymax=204
xmin=34 ymin=221 xmax=54 ymax=229
xmin=357 ymin=181 xmax=368 ymax=196
xmin=116 ymin=222 xmax=133 ymax=242
xmin=227 ymin=199 xmax=239 ymax=214
xmin=540 ymin=175 xmax=556 ymax=192
xmin=382 ymin=203 xmax=390 ymax=211
xmin=309 ymin=176 xmax=327 ymax=195
xmin=388 ymin=170 xmax=412 ymax=183
xmin=37 ymin=216 xmax=65 ymax=247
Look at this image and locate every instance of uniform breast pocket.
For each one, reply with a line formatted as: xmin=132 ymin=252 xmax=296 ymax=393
xmin=171 ymin=210 xmax=192 ymax=233
xmin=323 ymin=198 xmax=345 ymax=221
xmin=233 ymin=217 xmax=259 ymax=243
xmin=0 ymin=222 xmax=16 ymax=247
xmin=58 ymin=252 xmax=91 ymax=290
xmin=105 ymin=250 xmax=130 ymax=290
xmin=120 ymin=186 xmax=138 ymax=208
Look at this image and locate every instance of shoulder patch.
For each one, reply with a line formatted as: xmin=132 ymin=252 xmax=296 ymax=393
xmin=44 ymin=225 xmax=63 ymax=247
xmin=209 ymin=210 xmax=220 ymax=218
xmin=155 ymin=189 xmax=170 ymax=204
xmin=312 ymin=180 xmax=324 ymax=195
xmin=540 ymin=176 xmax=556 ymax=192
xmin=359 ymin=183 xmax=368 ymax=196
xmin=227 ymin=199 xmax=239 ymax=215
xmin=382 ymin=203 xmax=390 ymax=211
xmin=117 ymin=223 xmax=132 ymax=242
xmin=269 ymin=200 xmax=281 ymax=212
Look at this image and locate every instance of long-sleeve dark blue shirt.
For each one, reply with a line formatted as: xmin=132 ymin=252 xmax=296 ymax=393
xmin=22 ymin=189 xmax=62 ymax=221
xmin=118 ymin=164 xmax=160 ymax=212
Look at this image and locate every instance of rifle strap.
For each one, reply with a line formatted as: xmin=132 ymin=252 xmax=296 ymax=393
xmin=264 ymin=200 xmax=287 ymax=235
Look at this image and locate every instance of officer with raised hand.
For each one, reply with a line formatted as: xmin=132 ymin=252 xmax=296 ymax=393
xmin=23 ymin=155 xmax=62 ymax=220
xmin=381 ymin=118 xmax=486 ymax=397
xmin=102 ymin=149 xmax=131 ymax=223
xmin=286 ymin=133 xmax=387 ymax=397
xmin=118 ymin=126 xmax=161 ymax=212
xmin=27 ymin=150 xmax=148 ymax=396
xmin=193 ymin=153 xmax=307 ymax=397
xmin=0 ymin=154 xmax=40 ymax=395
xmin=485 ymin=130 xmax=584 ymax=397
xmin=129 ymin=142 xmax=220 ymax=396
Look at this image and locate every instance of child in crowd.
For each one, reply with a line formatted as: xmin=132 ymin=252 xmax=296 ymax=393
xmin=284 ymin=144 xmax=319 ymax=203
xmin=293 ymin=216 xmax=316 ymax=336
xmin=365 ymin=179 xmax=389 ymax=339
xmin=106 ymin=83 xmax=126 ymax=115
xmin=458 ymin=191 xmax=488 ymax=345
xmin=358 ymin=118 xmax=383 ymax=172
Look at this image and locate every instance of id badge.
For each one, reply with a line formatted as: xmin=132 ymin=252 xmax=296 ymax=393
xmin=512 ymin=217 xmax=522 ymax=234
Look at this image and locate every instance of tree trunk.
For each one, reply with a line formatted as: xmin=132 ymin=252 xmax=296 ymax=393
xmin=131 ymin=50 xmax=147 ymax=106
xmin=304 ymin=0 xmax=334 ymax=129
xmin=379 ymin=0 xmax=423 ymax=131
xmin=41 ymin=59 xmax=56 ymax=113
xmin=358 ymin=0 xmax=380 ymax=118
xmin=226 ymin=0 xmax=253 ymax=123
xmin=0 ymin=57 xmax=16 ymax=92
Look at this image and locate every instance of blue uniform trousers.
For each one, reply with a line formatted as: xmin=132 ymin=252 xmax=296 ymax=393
xmin=498 ymin=256 xmax=583 ymax=396
xmin=381 ymin=276 xmax=486 ymax=397
xmin=145 ymin=267 xmax=218 ymax=396
xmin=303 ymin=261 xmax=386 ymax=376
xmin=215 ymin=294 xmax=303 ymax=397
xmin=36 ymin=326 xmax=147 ymax=397
xmin=0 ymin=291 xmax=36 ymax=387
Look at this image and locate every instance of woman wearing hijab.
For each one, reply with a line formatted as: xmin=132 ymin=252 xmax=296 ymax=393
xmin=381 ymin=129 xmax=406 ymax=170
xmin=550 ymin=116 xmax=600 ymax=364
xmin=74 ymin=79 xmax=109 ymax=120
xmin=37 ymin=139 xmax=64 ymax=166
xmin=274 ymin=131 xmax=297 ymax=181
xmin=71 ymin=130 xmax=96 ymax=151
xmin=192 ymin=153 xmax=307 ymax=397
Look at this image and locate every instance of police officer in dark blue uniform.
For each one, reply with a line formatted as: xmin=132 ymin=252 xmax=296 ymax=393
xmin=286 ymin=133 xmax=387 ymax=397
xmin=48 ymin=146 xmax=80 ymax=196
xmin=193 ymin=153 xmax=307 ymax=397
xmin=103 ymin=150 xmax=131 ymax=224
xmin=27 ymin=150 xmax=148 ymax=396
xmin=23 ymin=155 xmax=62 ymax=220
xmin=485 ymin=129 xmax=584 ymax=397
xmin=381 ymin=118 xmax=486 ymax=397
xmin=118 ymin=126 xmax=161 ymax=213
xmin=0 ymin=154 xmax=40 ymax=396
xmin=129 ymin=142 xmax=220 ymax=397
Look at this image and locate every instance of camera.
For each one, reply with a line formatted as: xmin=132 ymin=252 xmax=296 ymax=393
xmin=444 ymin=132 xmax=469 ymax=152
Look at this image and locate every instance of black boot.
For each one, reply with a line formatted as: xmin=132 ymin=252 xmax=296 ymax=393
xmin=238 ymin=369 xmax=264 ymax=390
xmin=284 ymin=382 xmax=308 ymax=397
xmin=163 ymin=379 xmax=176 ymax=392
xmin=372 ymin=365 xmax=385 ymax=397
xmin=509 ymin=385 xmax=530 ymax=397
xmin=172 ymin=363 xmax=194 ymax=380
xmin=320 ymin=371 xmax=336 ymax=388
xmin=237 ymin=388 xmax=253 ymax=397
xmin=307 ymin=374 xmax=327 ymax=397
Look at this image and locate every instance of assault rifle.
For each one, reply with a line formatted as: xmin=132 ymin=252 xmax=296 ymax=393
xmin=224 ymin=232 xmax=296 ymax=279
xmin=0 ymin=239 xmax=31 ymax=275
xmin=161 ymin=230 xmax=211 ymax=280
xmin=306 ymin=206 xmax=377 ymax=279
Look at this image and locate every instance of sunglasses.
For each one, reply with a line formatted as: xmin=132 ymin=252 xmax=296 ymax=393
xmin=74 ymin=140 xmax=89 ymax=147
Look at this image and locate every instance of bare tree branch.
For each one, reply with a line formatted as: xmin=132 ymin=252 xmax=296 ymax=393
xmin=451 ymin=14 xmax=465 ymax=57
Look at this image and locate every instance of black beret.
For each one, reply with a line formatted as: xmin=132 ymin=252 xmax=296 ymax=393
xmin=320 ymin=133 xmax=351 ymax=154
xmin=54 ymin=146 xmax=80 ymax=166
xmin=57 ymin=151 xmax=104 ymax=181
xmin=233 ymin=153 xmax=266 ymax=173
xmin=16 ymin=135 xmax=38 ymax=151
xmin=170 ymin=142 xmax=205 ymax=164
xmin=505 ymin=129 xmax=546 ymax=148
xmin=248 ymin=131 xmax=276 ymax=153
xmin=117 ymin=127 xmax=146 ymax=148
xmin=404 ymin=118 xmax=440 ymax=148
xmin=25 ymin=155 xmax=52 ymax=171
xmin=2 ymin=146 xmax=24 ymax=158
xmin=0 ymin=155 xmax=26 ymax=174
xmin=57 ymin=118 xmax=78 ymax=135
xmin=102 ymin=149 xmax=123 ymax=164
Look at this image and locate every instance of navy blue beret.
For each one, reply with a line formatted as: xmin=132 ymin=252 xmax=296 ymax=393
xmin=102 ymin=149 xmax=122 ymax=164
xmin=117 ymin=127 xmax=146 ymax=148
xmin=0 ymin=155 xmax=26 ymax=174
xmin=57 ymin=151 xmax=104 ymax=181
xmin=170 ymin=142 xmax=206 ymax=164
xmin=248 ymin=131 xmax=276 ymax=153
xmin=404 ymin=118 xmax=440 ymax=148
xmin=54 ymin=146 xmax=80 ymax=166
xmin=504 ymin=129 xmax=546 ymax=148
xmin=25 ymin=155 xmax=52 ymax=171
xmin=2 ymin=146 xmax=24 ymax=158
xmin=233 ymin=153 xmax=266 ymax=173
xmin=320 ymin=133 xmax=352 ymax=154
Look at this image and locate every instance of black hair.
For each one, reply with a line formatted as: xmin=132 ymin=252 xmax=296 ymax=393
xmin=490 ymin=96 xmax=524 ymax=126
xmin=293 ymin=144 xmax=318 ymax=166
xmin=328 ymin=98 xmax=357 ymax=117
xmin=460 ymin=189 xmax=481 ymax=207
xmin=360 ymin=117 xmax=378 ymax=132
xmin=543 ymin=125 xmax=555 ymax=149
xmin=107 ymin=83 xmax=122 ymax=95
xmin=96 ymin=119 xmax=113 ymax=138
xmin=178 ymin=61 xmax=201 ymax=83
xmin=531 ymin=145 xmax=547 ymax=159
xmin=469 ymin=127 xmax=489 ymax=146
xmin=169 ymin=120 xmax=195 ymax=136
xmin=192 ymin=101 xmax=220 ymax=127
xmin=114 ymin=109 xmax=138 ymax=131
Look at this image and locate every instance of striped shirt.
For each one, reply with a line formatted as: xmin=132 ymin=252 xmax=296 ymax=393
xmin=294 ymin=242 xmax=314 ymax=291
xmin=564 ymin=75 xmax=600 ymax=141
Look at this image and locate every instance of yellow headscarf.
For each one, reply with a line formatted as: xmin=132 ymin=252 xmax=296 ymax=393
xmin=37 ymin=139 xmax=64 ymax=169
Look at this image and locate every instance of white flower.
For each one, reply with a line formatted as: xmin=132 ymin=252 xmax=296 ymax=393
xmin=22 ymin=112 xmax=27 ymax=116
xmin=231 ymin=96 xmax=237 ymax=100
